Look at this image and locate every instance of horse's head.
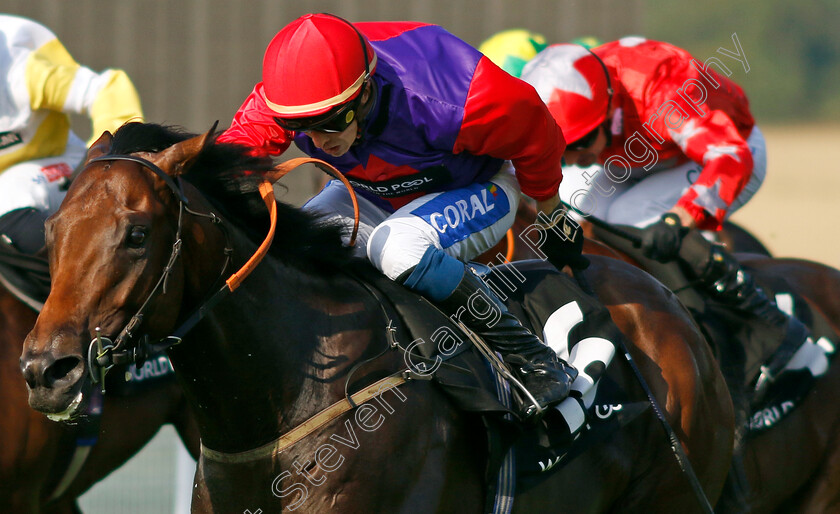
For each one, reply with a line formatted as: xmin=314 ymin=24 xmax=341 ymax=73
xmin=20 ymin=126 xmax=212 ymax=420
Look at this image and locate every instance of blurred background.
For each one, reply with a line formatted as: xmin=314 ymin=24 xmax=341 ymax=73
xmin=2 ymin=0 xmax=837 ymax=511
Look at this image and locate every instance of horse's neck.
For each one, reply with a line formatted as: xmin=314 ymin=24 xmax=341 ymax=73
xmin=170 ymin=223 xmax=392 ymax=452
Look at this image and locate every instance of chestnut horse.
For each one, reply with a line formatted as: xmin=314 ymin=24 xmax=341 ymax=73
xmin=20 ymin=123 xmax=732 ymax=512
xmin=0 ymin=282 xmax=199 ymax=511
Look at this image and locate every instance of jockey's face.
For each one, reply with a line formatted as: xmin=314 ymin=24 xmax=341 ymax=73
xmin=305 ymin=121 xmax=358 ymax=157
xmin=304 ymin=82 xmax=373 ymax=157
xmin=563 ymin=126 xmax=608 ymax=168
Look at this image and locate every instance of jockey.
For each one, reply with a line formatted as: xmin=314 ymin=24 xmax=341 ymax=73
xmin=0 ymin=14 xmax=143 ymax=254
xmin=219 ymin=13 xmax=586 ymax=419
xmin=519 ymin=39 xmax=810 ymax=389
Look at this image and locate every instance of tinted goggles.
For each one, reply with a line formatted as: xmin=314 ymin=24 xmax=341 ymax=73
xmin=566 ymin=125 xmax=601 ymax=151
xmin=274 ymin=94 xmax=361 ymax=134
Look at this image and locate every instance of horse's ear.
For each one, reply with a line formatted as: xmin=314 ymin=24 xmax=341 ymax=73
xmin=143 ymin=123 xmax=218 ymax=177
xmin=84 ymin=131 xmax=113 ymax=164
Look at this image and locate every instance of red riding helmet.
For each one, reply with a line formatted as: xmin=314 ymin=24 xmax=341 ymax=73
xmin=261 ymin=13 xmax=377 ymax=119
xmin=520 ymin=43 xmax=612 ymax=144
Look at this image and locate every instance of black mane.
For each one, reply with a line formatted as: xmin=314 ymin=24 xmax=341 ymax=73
xmin=108 ymin=122 xmax=356 ymax=272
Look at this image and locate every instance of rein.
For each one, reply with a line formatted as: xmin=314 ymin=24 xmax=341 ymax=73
xmin=85 ymin=155 xmax=277 ymax=391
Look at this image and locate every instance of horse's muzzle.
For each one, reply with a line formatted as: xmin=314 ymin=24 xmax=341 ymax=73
xmin=20 ymin=351 xmax=86 ymax=415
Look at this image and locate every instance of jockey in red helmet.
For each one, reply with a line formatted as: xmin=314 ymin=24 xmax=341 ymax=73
xmin=520 ymin=39 xmax=811 ymax=390
xmin=220 ymin=13 xmax=586 ymax=420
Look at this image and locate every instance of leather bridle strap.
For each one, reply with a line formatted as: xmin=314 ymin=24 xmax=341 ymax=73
xmin=87 ymin=156 xmax=277 ymax=379
xmin=201 ymin=373 xmax=407 ymax=463
xmin=145 ymin=180 xmax=277 ymax=348
xmin=89 ymin=155 xmax=190 ymax=204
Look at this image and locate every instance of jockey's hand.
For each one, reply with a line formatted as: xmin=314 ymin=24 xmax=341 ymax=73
xmin=640 ymin=212 xmax=688 ymax=262
xmin=537 ymin=203 xmax=590 ymax=271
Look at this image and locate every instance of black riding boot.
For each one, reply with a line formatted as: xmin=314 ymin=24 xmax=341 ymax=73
xmin=436 ymin=267 xmax=578 ymax=420
xmin=679 ymin=231 xmax=809 ymax=391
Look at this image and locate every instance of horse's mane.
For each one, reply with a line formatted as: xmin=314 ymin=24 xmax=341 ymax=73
xmin=108 ymin=122 xmax=356 ymax=272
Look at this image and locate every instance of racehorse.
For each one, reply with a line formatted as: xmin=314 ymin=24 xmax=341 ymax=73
xmin=0 ymin=282 xmax=199 ymax=511
xmin=551 ymin=211 xmax=840 ymax=512
xmin=20 ymin=123 xmax=733 ymax=512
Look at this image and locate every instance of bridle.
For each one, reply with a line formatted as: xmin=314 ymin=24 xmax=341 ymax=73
xmin=83 ymin=154 xmax=278 ymax=392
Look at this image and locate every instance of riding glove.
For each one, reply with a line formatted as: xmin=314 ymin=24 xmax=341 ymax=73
xmin=537 ymin=204 xmax=590 ymax=271
xmin=640 ymin=212 xmax=688 ymax=262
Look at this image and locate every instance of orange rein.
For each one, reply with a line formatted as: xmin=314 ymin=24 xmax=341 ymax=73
xmin=223 ymin=158 xmax=359 ymax=292
xmin=224 ymin=180 xmax=277 ymax=292
xmin=505 ymin=228 xmax=515 ymax=262
xmin=267 ymin=157 xmax=360 ymax=247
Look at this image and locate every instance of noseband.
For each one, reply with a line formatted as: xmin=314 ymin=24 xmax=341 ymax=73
xmin=83 ymin=154 xmax=277 ymax=392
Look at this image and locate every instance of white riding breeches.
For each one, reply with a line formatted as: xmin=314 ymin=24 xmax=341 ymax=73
xmin=303 ymin=162 xmax=521 ymax=280
xmin=558 ymin=126 xmax=767 ymax=228
xmin=0 ymin=136 xmax=84 ymax=219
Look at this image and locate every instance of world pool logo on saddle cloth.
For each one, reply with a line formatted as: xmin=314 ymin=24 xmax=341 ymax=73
xmin=411 ymin=182 xmax=507 ymax=248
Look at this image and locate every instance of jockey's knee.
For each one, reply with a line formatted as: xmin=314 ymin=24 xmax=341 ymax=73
xmin=0 ymin=207 xmax=49 ymax=254
xmin=367 ymin=222 xmax=439 ymax=281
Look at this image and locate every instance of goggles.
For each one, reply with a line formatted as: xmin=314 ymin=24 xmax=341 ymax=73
xmin=566 ymin=125 xmax=601 ymax=151
xmin=274 ymin=92 xmax=362 ymax=134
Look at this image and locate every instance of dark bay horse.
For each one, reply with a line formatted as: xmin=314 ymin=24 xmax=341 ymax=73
xmin=20 ymin=123 xmax=733 ymax=512
xmin=0 ymin=283 xmax=199 ymax=512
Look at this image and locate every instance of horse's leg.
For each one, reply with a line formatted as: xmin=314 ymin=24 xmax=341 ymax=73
xmin=43 ymin=499 xmax=82 ymax=514
xmin=170 ymin=387 xmax=201 ymax=459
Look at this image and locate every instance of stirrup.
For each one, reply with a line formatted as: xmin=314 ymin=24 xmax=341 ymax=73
xmin=753 ymin=335 xmax=812 ymax=403
xmin=753 ymin=366 xmax=775 ymax=402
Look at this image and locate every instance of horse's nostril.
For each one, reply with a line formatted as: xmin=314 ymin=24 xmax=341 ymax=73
xmin=21 ymin=360 xmax=38 ymax=389
xmin=44 ymin=356 xmax=83 ymax=387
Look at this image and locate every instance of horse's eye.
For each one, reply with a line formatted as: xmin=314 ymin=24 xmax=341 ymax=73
xmin=127 ymin=226 xmax=147 ymax=247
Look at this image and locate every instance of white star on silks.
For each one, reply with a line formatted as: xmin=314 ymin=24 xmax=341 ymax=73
xmin=669 ymin=119 xmax=704 ymax=151
xmin=703 ymin=144 xmax=742 ymax=164
xmin=690 ymin=179 xmax=728 ymax=218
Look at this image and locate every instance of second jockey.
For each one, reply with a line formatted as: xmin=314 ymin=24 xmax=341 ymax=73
xmin=0 ymin=14 xmax=144 ymax=254
xmin=520 ymin=38 xmax=811 ymax=390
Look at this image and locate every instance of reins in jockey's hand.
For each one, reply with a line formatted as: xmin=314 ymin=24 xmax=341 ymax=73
xmin=536 ymin=203 xmax=589 ymax=271
xmin=639 ymin=213 xmax=689 ymax=262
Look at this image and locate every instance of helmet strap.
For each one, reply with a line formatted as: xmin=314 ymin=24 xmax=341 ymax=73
xmin=353 ymin=79 xmax=378 ymax=144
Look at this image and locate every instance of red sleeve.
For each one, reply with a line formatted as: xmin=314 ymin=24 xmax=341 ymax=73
xmin=636 ymin=52 xmax=754 ymax=230
xmin=454 ymin=57 xmax=565 ymax=201
xmin=217 ymin=84 xmax=294 ymax=156
xmin=667 ymin=111 xmax=754 ymax=230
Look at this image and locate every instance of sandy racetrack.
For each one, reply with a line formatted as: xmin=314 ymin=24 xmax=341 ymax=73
xmin=730 ymin=124 xmax=840 ymax=269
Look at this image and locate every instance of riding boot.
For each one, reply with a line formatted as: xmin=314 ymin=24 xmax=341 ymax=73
xmin=437 ymin=267 xmax=578 ymax=419
xmin=0 ymin=207 xmax=48 ymax=255
xmin=679 ymin=230 xmax=810 ymax=393
xmin=398 ymin=247 xmax=577 ymax=420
